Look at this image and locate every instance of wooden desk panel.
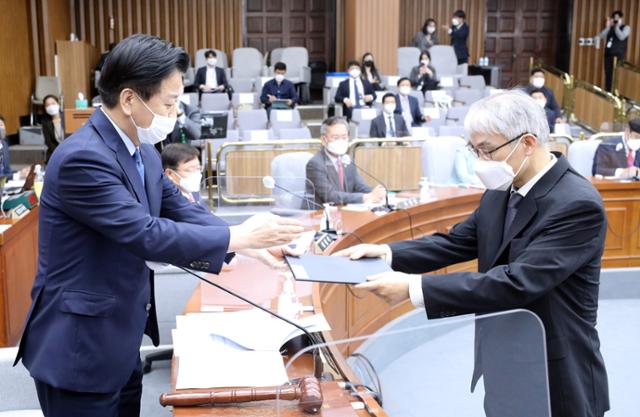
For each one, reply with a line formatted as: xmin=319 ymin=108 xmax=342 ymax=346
xmin=0 ymin=207 xmax=38 ymax=346
xmin=352 ymin=146 xmax=422 ymax=191
xmin=63 ymin=108 xmax=95 ymax=134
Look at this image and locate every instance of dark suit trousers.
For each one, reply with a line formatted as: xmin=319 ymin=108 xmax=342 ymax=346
xmin=604 ymin=54 xmax=623 ymax=92
xmin=34 ymin=356 xmax=143 ymax=417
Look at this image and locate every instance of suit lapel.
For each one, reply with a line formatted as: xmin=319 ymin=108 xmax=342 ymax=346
xmin=89 ymin=109 xmax=150 ymax=211
xmin=321 ymin=151 xmax=342 ymax=190
xmin=141 ymin=145 xmax=161 ymax=216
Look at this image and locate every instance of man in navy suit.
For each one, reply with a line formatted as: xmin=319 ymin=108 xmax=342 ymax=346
xmin=194 ymin=49 xmax=230 ymax=99
xmin=592 ymin=118 xmax=640 ymax=177
xmin=14 ymin=34 xmax=302 ymax=417
xmin=336 ymin=91 xmax=609 ymax=417
xmin=260 ymin=62 xmax=298 ymax=110
xmin=444 ymin=10 xmax=469 ymax=64
xmin=370 ymin=93 xmax=410 ymax=139
xmin=334 ymin=61 xmax=376 ymax=120
xmin=394 ymin=77 xmax=429 ymax=127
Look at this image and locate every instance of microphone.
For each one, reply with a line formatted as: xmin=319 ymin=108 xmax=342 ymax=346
xmin=340 ymin=155 xmax=394 ymax=211
xmin=262 ymin=176 xmax=334 ymax=233
xmin=177 ymin=265 xmax=324 ymax=379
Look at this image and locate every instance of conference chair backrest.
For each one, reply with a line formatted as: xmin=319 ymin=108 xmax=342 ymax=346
xmin=458 ymin=75 xmax=486 ymax=90
xmin=232 ymin=48 xmax=264 ymax=79
xmin=429 ymin=45 xmax=458 ymax=77
xmin=421 ymin=136 xmax=467 ymax=185
xmin=201 ymin=94 xmax=231 ymax=112
xmin=0 ymin=347 xmax=43 ymax=413
xmin=567 ymin=139 xmax=602 ymax=178
xmin=195 ymin=48 xmax=229 ymax=70
xmin=445 ymin=106 xmax=470 ymax=124
xmin=271 ymin=152 xmax=314 ymax=209
xmin=397 ymin=47 xmax=421 ymax=78
xmin=237 ymin=109 xmax=269 ymax=131
xmin=270 ymin=109 xmax=302 ymax=131
xmin=438 ymin=125 xmax=466 ymax=139
xmin=229 ymin=78 xmax=254 ymax=93
xmin=277 ymin=127 xmax=312 ymax=140
xmin=280 ymin=47 xmax=309 ymax=82
xmin=35 ymin=76 xmax=62 ymax=102
xmin=182 ymin=67 xmax=196 ymax=87
xmin=453 ymin=89 xmax=484 ymax=106
xmin=232 ymin=92 xmax=260 ymax=109
xmin=270 ymin=48 xmax=285 ymax=66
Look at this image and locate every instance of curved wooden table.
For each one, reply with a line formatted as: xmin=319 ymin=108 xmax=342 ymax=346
xmin=173 ymin=179 xmax=640 ymax=416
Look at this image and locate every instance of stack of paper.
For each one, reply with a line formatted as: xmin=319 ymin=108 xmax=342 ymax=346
xmin=173 ymin=309 xmax=330 ymax=389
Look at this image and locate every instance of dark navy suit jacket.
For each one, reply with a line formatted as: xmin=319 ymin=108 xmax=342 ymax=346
xmin=592 ymin=136 xmax=640 ymax=176
xmin=450 ymin=23 xmax=470 ymax=64
xmin=334 ymin=78 xmax=376 ymax=120
xmin=0 ymin=139 xmax=13 ymax=177
xmin=260 ymin=78 xmax=298 ymax=108
xmin=15 ymin=109 xmax=232 ymax=393
xmin=394 ymin=94 xmax=424 ymax=127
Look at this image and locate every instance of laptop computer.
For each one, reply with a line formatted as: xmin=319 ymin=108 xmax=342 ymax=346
xmin=200 ymin=112 xmax=229 ymax=139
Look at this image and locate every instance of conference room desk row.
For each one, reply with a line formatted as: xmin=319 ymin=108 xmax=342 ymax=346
xmin=170 ymin=179 xmax=640 ymax=416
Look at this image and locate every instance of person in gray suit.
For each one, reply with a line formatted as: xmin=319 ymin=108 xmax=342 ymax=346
xmin=336 ymin=91 xmax=609 ymax=417
xmin=164 ymin=100 xmax=201 ymax=145
xmin=369 ymin=93 xmax=410 ymax=140
xmin=306 ymin=116 xmax=385 ymax=205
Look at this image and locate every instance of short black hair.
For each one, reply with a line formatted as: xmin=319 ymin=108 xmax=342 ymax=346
xmin=421 ymin=18 xmax=437 ymax=34
xmin=274 ymin=62 xmax=287 ymax=71
xmin=628 ymin=118 xmax=640 ymax=134
xmin=611 ymin=10 xmax=623 ymax=18
xmin=397 ymin=77 xmax=411 ymax=86
xmin=161 ymin=143 xmax=200 ymax=170
xmin=530 ymin=67 xmax=544 ymax=76
xmin=98 ymin=34 xmax=190 ymax=108
xmin=529 ymin=88 xmax=545 ymax=96
xmin=382 ymin=93 xmax=396 ymax=103
xmin=453 ymin=10 xmax=466 ymax=19
xmin=347 ymin=60 xmax=361 ymax=69
xmin=43 ymin=94 xmax=59 ymax=104
xmin=204 ymin=49 xmax=217 ymax=58
xmin=419 ymin=50 xmax=431 ymax=62
xmin=108 ymin=42 xmax=117 ymax=50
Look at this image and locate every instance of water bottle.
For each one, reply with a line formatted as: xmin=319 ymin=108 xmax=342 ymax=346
xmin=277 ymin=276 xmax=301 ymax=319
xmin=419 ymin=177 xmax=432 ymax=203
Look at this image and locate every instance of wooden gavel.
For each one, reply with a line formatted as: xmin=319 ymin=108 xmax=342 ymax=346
xmin=159 ymin=376 xmax=323 ymax=414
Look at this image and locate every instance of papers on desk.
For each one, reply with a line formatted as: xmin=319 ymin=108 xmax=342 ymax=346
xmin=173 ymin=309 xmax=330 ymax=389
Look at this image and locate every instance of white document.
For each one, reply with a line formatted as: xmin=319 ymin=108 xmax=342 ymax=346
xmin=360 ymin=108 xmax=378 ymax=120
xmin=249 ymin=129 xmax=269 ymax=141
xmin=275 ymin=110 xmax=293 ymax=122
xmin=439 ymin=76 xmax=455 ymax=87
xmin=423 ymin=107 xmax=440 ymax=119
xmin=239 ymin=93 xmax=254 ymax=104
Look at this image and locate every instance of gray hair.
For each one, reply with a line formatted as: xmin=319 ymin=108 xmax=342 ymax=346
xmin=464 ymin=90 xmax=549 ymax=145
xmin=320 ymin=116 xmax=350 ymax=137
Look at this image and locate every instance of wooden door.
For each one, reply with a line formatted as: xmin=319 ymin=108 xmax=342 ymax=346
xmin=484 ymin=0 xmax=560 ymax=88
xmin=244 ymin=0 xmax=335 ymax=69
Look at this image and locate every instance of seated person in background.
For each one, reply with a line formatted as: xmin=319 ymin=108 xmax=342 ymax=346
xmin=395 ymin=77 xmax=430 ymax=127
xmin=161 ymin=143 xmax=205 ymax=206
xmin=529 ymin=88 xmax=557 ymax=133
xmin=194 ymin=49 xmax=229 ymax=98
xmin=453 ymin=140 xmax=482 ymax=187
xmin=524 ymin=67 xmax=562 ymax=124
xmin=306 ymin=116 xmax=385 ymax=205
xmin=409 ymin=50 xmax=439 ymax=92
xmin=260 ymin=62 xmax=297 ymax=110
xmin=592 ymin=118 xmax=640 ymax=178
xmin=41 ymin=94 xmax=64 ymax=163
xmin=0 ymin=115 xmax=29 ymax=178
xmin=412 ymin=18 xmax=439 ymax=52
xmin=370 ymin=93 xmax=410 ymax=140
xmin=361 ymin=52 xmax=384 ymax=91
xmin=335 ymin=61 xmax=376 ymax=120
xmin=161 ymin=99 xmax=201 ymax=148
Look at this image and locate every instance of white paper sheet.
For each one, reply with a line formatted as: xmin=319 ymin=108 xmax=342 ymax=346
xmin=275 ymin=110 xmax=293 ymax=122
xmin=239 ymin=93 xmax=254 ymax=104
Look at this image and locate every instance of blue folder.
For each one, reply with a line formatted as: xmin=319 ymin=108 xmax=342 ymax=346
xmin=285 ymin=254 xmax=391 ymax=284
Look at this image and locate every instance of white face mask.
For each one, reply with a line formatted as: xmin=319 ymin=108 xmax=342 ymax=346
xmin=427 ymin=26 xmax=436 ymax=34
xmin=473 ymin=138 xmax=528 ymax=191
xmin=535 ymin=98 xmax=547 ymax=108
xmin=383 ymin=103 xmax=396 ymax=114
xmin=399 ymin=86 xmax=412 ymax=96
xmin=452 ymin=18 xmax=460 ymax=26
xmin=627 ymin=138 xmax=640 ymax=152
xmin=178 ymin=171 xmax=202 ymax=193
xmin=349 ymin=69 xmax=361 ymax=79
xmin=130 ymin=95 xmax=177 ymax=145
xmin=46 ymin=104 xmax=60 ymax=116
xmin=274 ymin=74 xmax=285 ymax=83
xmin=207 ymin=58 xmax=217 ymax=67
xmin=531 ymin=77 xmax=545 ymax=88
xmin=326 ymin=139 xmax=349 ymax=155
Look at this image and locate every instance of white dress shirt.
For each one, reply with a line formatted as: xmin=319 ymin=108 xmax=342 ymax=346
xmin=101 ymin=107 xmax=137 ymax=157
xmin=205 ymin=66 xmax=218 ymax=88
xmin=384 ymin=114 xmax=397 ymax=137
xmin=348 ymin=78 xmax=365 ymax=106
xmin=398 ymin=153 xmax=558 ymax=309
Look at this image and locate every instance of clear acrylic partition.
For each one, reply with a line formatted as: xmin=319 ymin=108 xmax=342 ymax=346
xmin=275 ymin=309 xmax=550 ymax=417
xmin=213 ymin=176 xmax=318 ymax=226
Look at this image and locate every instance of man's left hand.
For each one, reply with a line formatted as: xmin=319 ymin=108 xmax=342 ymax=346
xmin=355 ymin=271 xmax=414 ymax=304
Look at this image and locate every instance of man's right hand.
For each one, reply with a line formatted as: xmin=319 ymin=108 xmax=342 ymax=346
xmin=332 ymin=243 xmax=389 ymax=260
xmin=363 ymin=185 xmax=386 ymax=204
xmin=343 ymin=98 xmax=354 ymax=108
xmin=228 ymin=213 xmax=304 ymax=251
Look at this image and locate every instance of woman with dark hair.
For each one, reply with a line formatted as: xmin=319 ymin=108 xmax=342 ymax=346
xmin=41 ymin=94 xmax=64 ymax=162
xmin=361 ymin=52 xmax=384 ymax=91
xmin=409 ymin=50 xmax=439 ymax=91
xmin=413 ymin=18 xmax=438 ymax=51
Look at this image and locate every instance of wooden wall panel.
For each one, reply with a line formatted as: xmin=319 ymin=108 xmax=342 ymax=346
xmin=570 ymin=0 xmax=640 ymax=88
xmin=342 ymin=0 xmax=399 ymax=74
xmin=0 ymin=0 xmax=35 ymax=134
xmin=71 ymin=0 xmax=242 ymax=67
xmin=399 ymin=0 xmax=485 ymax=66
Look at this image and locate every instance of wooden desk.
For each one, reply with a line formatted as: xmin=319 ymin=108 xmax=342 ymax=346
xmin=63 ymin=108 xmax=95 ymax=134
xmin=0 ymin=206 xmax=39 ymax=346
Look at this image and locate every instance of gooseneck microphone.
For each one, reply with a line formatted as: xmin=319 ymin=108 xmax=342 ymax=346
xmin=340 ymin=155 xmax=394 ymax=211
xmin=177 ymin=265 xmax=324 ymax=379
xmin=262 ymin=176 xmax=334 ymax=233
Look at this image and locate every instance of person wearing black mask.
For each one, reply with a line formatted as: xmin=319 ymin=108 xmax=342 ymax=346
xmin=361 ymin=52 xmax=384 ymax=91
xmin=596 ymin=10 xmax=631 ymax=91
xmin=412 ymin=18 xmax=438 ymax=52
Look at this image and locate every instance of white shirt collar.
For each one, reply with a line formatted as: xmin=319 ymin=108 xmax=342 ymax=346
xmin=512 ymin=153 xmax=557 ymax=197
xmin=101 ymin=107 xmax=137 ymax=156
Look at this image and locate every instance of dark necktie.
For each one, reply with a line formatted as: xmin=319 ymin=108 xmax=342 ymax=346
xmin=503 ymin=191 xmax=523 ymax=241
xmin=133 ymin=148 xmax=145 ymax=187
xmin=388 ymin=116 xmax=396 ymax=137
xmin=353 ymin=80 xmax=362 ymax=108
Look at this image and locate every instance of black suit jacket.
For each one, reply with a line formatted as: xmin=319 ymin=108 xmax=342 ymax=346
xmin=592 ymin=136 xmax=640 ymax=176
xmin=395 ymin=94 xmax=424 ymax=127
xmin=450 ymin=23 xmax=470 ymax=64
xmin=334 ymin=78 xmax=376 ymax=120
xmin=305 ymin=149 xmax=372 ymax=205
xmin=389 ymin=155 xmax=609 ymax=417
xmin=369 ymin=113 xmax=410 ymax=138
xmin=194 ymin=66 xmax=229 ymax=95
